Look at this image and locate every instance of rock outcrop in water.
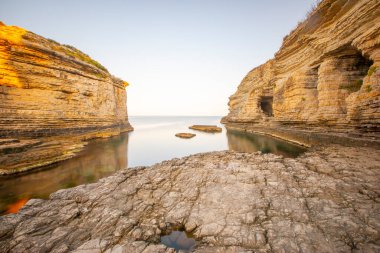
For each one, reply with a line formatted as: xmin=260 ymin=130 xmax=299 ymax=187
xmin=223 ymin=0 xmax=380 ymax=134
xmin=0 ymin=22 xmax=132 ymax=174
xmin=175 ymin=133 xmax=196 ymax=139
xmin=189 ymin=125 xmax=222 ymax=133
xmin=0 ymin=146 xmax=379 ymax=252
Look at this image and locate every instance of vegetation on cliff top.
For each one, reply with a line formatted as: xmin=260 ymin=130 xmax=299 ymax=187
xmin=46 ymin=34 xmax=130 ymax=85
xmin=44 ymin=36 xmax=108 ymax=73
xmin=61 ymin=44 xmax=108 ymax=73
xmin=282 ymin=0 xmax=322 ymax=42
xmin=1 ymin=22 xmax=130 ymax=89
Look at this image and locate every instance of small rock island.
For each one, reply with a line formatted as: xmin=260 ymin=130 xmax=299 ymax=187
xmin=189 ymin=125 xmax=222 ymax=133
xmin=175 ymin=133 xmax=196 ymax=139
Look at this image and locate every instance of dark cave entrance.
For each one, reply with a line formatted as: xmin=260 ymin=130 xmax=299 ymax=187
xmin=334 ymin=46 xmax=374 ymax=93
xmin=260 ymin=96 xmax=273 ymax=117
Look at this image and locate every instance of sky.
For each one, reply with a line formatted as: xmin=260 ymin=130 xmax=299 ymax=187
xmin=0 ymin=0 xmax=315 ymax=116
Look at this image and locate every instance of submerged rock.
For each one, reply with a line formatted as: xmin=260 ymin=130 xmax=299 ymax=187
xmin=189 ymin=125 xmax=222 ymax=133
xmin=175 ymin=133 xmax=196 ymax=139
xmin=0 ymin=145 xmax=379 ymax=252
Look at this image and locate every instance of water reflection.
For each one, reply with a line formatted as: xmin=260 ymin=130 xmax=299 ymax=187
xmin=0 ymin=134 xmax=129 ymax=215
xmin=3 ymin=198 xmax=28 ymax=215
xmin=0 ymin=117 xmax=307 ymax=215
xmin=161 ymin=231 xmax=196 ymax=252
xmin=226 ymin=130 xmax=306 ymax=158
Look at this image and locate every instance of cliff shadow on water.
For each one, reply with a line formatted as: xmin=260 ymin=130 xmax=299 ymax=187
xmin=226 ymin=129 xmax=307 ymax=158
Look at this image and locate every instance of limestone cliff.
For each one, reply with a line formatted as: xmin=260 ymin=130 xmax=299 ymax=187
xmin=0 ymin=22 xmax=132 ymax=174
xmin=224 ymin=0 xmax=380 ymax=134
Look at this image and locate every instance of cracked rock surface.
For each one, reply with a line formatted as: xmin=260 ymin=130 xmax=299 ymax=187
xmin=0 ymin=145 xmax=379 ymax=253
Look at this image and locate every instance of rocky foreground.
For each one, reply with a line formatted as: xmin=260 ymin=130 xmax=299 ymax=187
xmin=0 ymin=145 xmax=379 ymax=252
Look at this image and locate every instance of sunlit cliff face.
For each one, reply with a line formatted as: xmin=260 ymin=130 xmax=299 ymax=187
xmin=0 ymin=22 xmax=130 ymax=90
xmin=0 ymin=23 xmax=26 ymax=88
xmin=0 ymin=21 xmax=132 ymax=175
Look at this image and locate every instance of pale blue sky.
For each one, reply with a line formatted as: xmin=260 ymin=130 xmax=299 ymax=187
xmin=0 ymin=0 xmax=315 ymax=116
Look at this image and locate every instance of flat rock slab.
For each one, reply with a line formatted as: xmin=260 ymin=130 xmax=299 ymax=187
xmin=0 ymin=145 xmax=379 ymax=253
xmin=189 ymin=125 xmax=222 ymax=133
xmin=175 ymin=133 xmax=196 ymax=139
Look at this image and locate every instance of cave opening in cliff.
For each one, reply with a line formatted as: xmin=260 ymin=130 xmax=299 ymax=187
xmin=259 ymin=96 xmax=273 ymax=117
xmin=351 ymin=51 xmax=373 ymax=82
xmin=334 ymin=46 xmax=374 ymax=92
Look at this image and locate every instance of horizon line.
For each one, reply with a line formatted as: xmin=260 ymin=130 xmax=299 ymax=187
xmin=128 ymin=115 xmax=224 ymax=117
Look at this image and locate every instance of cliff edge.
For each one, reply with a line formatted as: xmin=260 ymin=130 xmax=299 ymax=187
xmin=223 ymin=0 xmax=380 ymax=141
xmin=0 ymin=22 xmax=133 ymax=174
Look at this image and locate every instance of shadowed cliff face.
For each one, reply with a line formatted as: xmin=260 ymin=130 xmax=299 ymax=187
xmin=0 ymin=22 xmax=132 ymax=174
xmin=225 ymin=0 xmax=380 ymax=132
xmin=226 ymin=130 xmax=306 ymax=157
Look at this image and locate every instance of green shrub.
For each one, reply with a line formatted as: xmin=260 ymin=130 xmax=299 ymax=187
xmin=47 ymin=38 xmax=59 ymax=45
xmin=61 ymin=44 xmax=108 ymax=73
xmin=366 ymin=85 xmax=372 ymax=93
xmin=367 ymin=66 xmax=377 ymax=77
xmin=340 ymin=80 xmax=363 ymax=93
xmin=283 ymin=0 xmax=322 ymax=42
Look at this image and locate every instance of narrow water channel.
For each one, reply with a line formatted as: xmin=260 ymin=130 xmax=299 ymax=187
xmin=0 ymin=116 xmax=307 ymax=214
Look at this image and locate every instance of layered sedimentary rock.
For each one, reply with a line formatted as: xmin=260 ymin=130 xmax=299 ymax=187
xmin=0 ymin=22 xmax=132 ymax=174
xmin=224 ymin=0 xmax=380 ymax=132
xmin=0 ymin=146 xmax=379 ymax=252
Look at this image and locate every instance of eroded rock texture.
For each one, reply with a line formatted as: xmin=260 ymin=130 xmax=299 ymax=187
xmin=0 ymin=146 xmax=379 ymax=252
xmin=224 ymin=0 xmax=380 ymax=132
xmin=0 ymin=22 xmax=132 ymax=174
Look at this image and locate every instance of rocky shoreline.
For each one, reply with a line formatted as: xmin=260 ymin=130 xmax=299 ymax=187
xmin=1 ymin=0 xmax=379 ymax=252
xmin=1 ymin=144 xmax=379 ymax=252
xmin=223 ymin=122 xmax=380 ymax=149
xmin=0 ymin=126 xmax=133 ymax=176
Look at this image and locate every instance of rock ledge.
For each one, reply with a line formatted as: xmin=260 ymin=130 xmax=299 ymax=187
xmin=1 ymin=146 xmax=379 ymax=252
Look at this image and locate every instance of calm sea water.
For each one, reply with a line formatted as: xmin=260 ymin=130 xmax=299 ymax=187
xmin=0 ymin=116 xmax=306 ymax=214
